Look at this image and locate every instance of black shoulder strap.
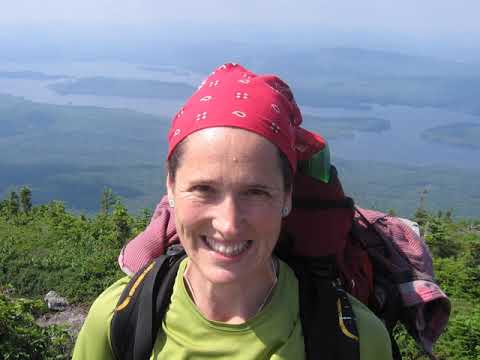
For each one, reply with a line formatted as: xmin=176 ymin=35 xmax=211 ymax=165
xmin=110 ymin=246 xmax=186 ymax=360
xmin=286 ymin=256 xmax=360 ymax=360
xmin=112 ymin=246 xmax=360 ymax=360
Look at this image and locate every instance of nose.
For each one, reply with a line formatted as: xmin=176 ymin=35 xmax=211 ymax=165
xmin=211 ymin=195 xmax=244 ymax=239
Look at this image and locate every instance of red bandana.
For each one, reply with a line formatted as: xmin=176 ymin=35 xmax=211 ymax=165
xmin=167 ymin=63 xmax=325 ymax=172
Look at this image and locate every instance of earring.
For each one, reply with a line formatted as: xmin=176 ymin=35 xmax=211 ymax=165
xmin=168 ymin=199 xmax=175 ymax=208
xmin=281 ymin=207 xmax=289 ymax=217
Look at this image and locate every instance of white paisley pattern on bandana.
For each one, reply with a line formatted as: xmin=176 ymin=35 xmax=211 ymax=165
xmin=166 ymin=62 xmax=323 ymax=173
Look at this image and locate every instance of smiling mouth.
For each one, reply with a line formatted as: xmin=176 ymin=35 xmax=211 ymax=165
xmin=201 ymin=236 xmax=253 ymax=257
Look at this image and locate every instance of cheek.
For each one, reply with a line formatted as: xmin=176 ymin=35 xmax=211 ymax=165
xmin=252 ymin=209 xmax=283 ymax=246
xmin=173 ymin=196 xmax=284 ymax=247
xmin=173 ymin=203 xmax=206 ymax=237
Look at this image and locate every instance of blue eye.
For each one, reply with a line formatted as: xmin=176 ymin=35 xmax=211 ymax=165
xmin=193 ymin=185 xmax=215 ymax=194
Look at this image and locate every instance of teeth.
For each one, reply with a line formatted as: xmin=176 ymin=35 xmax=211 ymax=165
xmin=204 ymin=237 xmax=250 ymax=257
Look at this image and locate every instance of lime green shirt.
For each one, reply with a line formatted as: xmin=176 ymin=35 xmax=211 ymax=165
xmin=72 ymin=259 xmax=392 ymax=359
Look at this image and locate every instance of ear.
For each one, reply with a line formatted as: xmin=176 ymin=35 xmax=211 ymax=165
xmin=283 ymin=187 xmax=293 ymax=213
xmin=166 ymin=172 xmax=174 ymax=200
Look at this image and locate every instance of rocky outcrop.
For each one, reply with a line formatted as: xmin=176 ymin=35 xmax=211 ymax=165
xmin=37 ymin=291 xmax=88 ymax=338
xmin=44 ymin=290 xmax=69 ymax=311
xmin=36 ymin=304 xmax=88 ymax=338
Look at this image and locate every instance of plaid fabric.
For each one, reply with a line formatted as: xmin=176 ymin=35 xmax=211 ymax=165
xmin=118 ymin=196 xmax=178 ymax=276
xmin=356 ymin=208 xmax=450 ymax=356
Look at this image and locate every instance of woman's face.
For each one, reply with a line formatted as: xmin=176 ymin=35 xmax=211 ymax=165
xmin=167 ymin=127 xmax=291 ymax=285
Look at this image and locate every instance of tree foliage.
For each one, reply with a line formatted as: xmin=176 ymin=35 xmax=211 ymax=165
xmin=100 ymin=187 xmax=115 ymax=215
xmin=1 ymin=189 xmax=479 ymax=358
xmin=395 ymin=210 xmax=480 ymax=359
xmin=0 ymin=189 xmax=154 ymax=357
xmin=0 ymin=288 xmax=72 ymax=359
xmin=19 ymin=186 xmax=32 ymax=213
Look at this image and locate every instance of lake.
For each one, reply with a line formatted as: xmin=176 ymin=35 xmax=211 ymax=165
xmin=302 ymin=105 xmax=480 ymax=169
xmin=1 ymin=60 xmax=479 ymax=170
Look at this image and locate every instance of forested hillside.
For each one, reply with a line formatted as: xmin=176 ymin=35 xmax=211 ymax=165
xmin=2 ymin=92 xmax=480 ymax=217
xmin=0 ymin=188 xmax=479 ymax=359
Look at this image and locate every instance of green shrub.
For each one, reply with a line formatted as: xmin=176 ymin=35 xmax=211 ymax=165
xmin=1 ymin=194 xmax=480 ymax=358
xmin=0 ymin=200 xmax=128 ymax=303
xmin=434 ymin=302 xmax=480 ymax=360
xmin=0 ymin=292 xmax=73 ymax=359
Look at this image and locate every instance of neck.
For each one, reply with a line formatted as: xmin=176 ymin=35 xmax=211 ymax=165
xmin=184 ymin=258 xmax=277 ymax=324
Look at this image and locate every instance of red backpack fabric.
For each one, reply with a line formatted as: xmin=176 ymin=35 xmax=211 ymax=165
xmin=281 ymin=169 xmax=374 ymax=305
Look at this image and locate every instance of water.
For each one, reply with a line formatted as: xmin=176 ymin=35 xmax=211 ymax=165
xmin=0 ymin=60 xmax=205 ymax=117
xmin=302 ymin=105 xmax=480 ymax=169
xmin=0 ymin=60 xmax=203 ymax=82
xmin=0 ymin=77 xmax=184 ymax=118
xmin=1 ymin=60 xmax=479 ymax=170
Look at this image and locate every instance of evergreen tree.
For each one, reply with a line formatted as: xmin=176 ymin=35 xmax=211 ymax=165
xmin=425 ymin=215 xmax=460 ymax=258
xmin=19 ymin=186 xmax=32 ymax=213
xmin=113 ymin=201 xmax=131 ymax=246
xmin=444 ymin=209 xmax=453 ymax=222
xmin=138 ymin=208 xmax=152 ymax=230
xmin=8 ymin=191 xmax=20 ymax=216
xmin=413 ymin=189 xmax=431 ymax=236
xmin=0 ymin=199 xmax=6 ymax=214
xmin=100 ymin=187 xmax=115 ymax=215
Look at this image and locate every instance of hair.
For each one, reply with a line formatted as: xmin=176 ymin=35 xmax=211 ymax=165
xmin=167 ymin=138 xmax=293 ymax=192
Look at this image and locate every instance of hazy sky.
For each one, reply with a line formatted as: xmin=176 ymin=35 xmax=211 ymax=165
xmin=3 ymin=0 xmax=480 ymax=36
xmin=2 ymin=0 xmax=480 ymax=61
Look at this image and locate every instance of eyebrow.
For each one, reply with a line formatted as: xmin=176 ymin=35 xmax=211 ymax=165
xmin=245 ymin=183 xmax=281 ymax=191
xmin=188 ymin=179 xmax=282 ymax=191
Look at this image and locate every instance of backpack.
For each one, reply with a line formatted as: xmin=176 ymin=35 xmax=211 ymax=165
xmin=111 ymin=243 xmax=361 ymax=360
xmin=114 ymin=138 xmax=450 ymax=359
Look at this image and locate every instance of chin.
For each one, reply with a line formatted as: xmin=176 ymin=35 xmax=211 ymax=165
xmin=202 ymin=266 xmax=246 ymax=285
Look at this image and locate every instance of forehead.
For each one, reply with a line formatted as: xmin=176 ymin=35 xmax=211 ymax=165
xmin=176 ymin=127 xmax=283 ymax=183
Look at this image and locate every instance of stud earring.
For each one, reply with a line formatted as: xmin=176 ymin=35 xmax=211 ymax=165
xmin=168 ymin=199 xmax=175 ymax=208
xmin=281 ymin=207 xmax=289 ymax=217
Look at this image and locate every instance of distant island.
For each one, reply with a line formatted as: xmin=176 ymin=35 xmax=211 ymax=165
xmin=49 ymin=77 xmax=196 ymax=99
xmin=139 ymin=65 xmax=192 ymax=77
xmin=421 ymin=122 xmax=480 ymax=149
xmin=0 ymin=70 xmax=67 ymax=80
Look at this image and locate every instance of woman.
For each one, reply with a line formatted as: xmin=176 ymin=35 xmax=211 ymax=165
xmin=73 ymin=63 xmax=392 ymax=359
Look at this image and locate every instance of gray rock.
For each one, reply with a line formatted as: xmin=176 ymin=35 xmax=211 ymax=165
xmin=36 ymin=304 xmax=88 ymax=338
xmin=44 ymin=290 xmax=69 ymax=311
